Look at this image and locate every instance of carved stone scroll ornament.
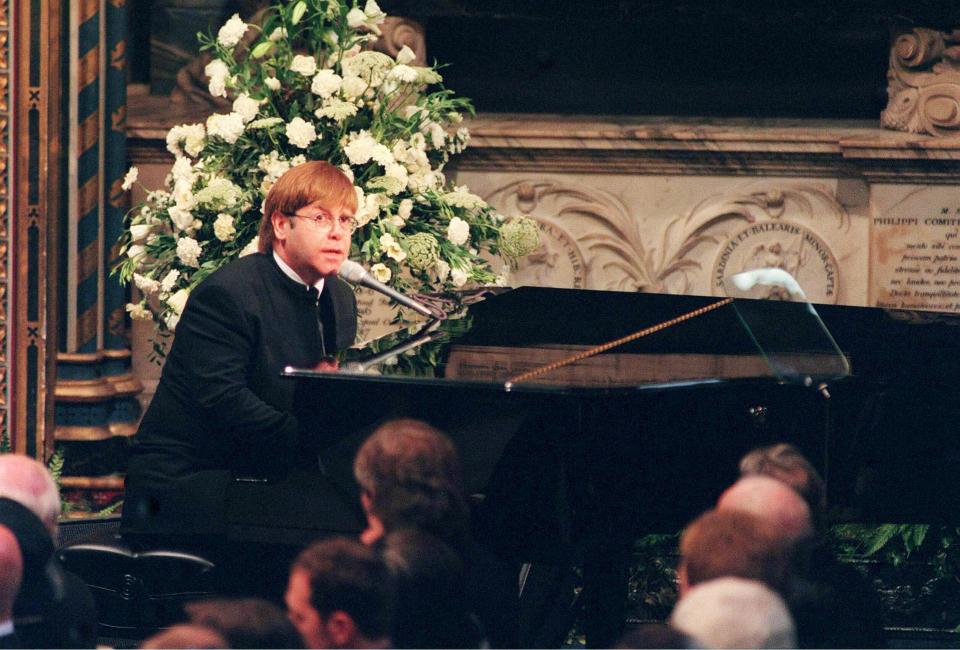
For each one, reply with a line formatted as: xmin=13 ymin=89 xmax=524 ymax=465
xmin=657 ymin=183 xmax=847 ymax=303
xmin=881 ymin=27 xmax=960 ymax=136
xmin=483 ymin=180 xmax=846 ymax=304
xmin=171 ymin=7 xmax=425 ymax=108
xmin=483 ymin=180 xmax=651 ymax=292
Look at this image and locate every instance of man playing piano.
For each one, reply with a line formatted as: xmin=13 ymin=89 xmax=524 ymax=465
xmin=122 ymin=161 xmax=363 ymax=551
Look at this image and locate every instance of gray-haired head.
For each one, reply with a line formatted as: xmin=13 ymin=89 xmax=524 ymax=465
xmin=670 ymin=577 xmax=796 ymax=649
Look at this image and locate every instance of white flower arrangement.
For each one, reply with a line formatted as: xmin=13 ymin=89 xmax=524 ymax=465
xmin=115 ymin=0 xmax=540 ymax=337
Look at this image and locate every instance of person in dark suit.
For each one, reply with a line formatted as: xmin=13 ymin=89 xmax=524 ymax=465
xmin=123 ymin=161 xmax=365 ymax=580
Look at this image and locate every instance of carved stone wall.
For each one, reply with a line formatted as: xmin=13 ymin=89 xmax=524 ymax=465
xmin=882 ymin=28 xmax=960 ymax=136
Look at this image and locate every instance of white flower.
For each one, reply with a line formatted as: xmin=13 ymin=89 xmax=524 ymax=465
xmin=126 ymin=244 xmax=146 ymax=260
xmin=285 ymin=117 xmax=318 ymax=148
xmin=160 ymin=269 xmax=180 ymax=292
xmin=176 ymin=237 xmax=202 ymax=267
xmin=265 ymin=76 xmax=281 ymax=91
xmin=130 ymin=223 xmax=153 ymax=241
xmin=397 ymin=198 xmax=413 ymax=221
xmin=311 ymin=70 xmax=342 ymax=98
xmin=232 ymin=93 xmax=262 ymax=123
xmin=444 ymin=185 xmax=486 ymax=209
xmin=122 ymin=166 xmax=139 ymax=191
xmin=343 ymin=131 xmax=378 ymax=165
xmin=347 ymin=0 xmax=386 ymax=34
xmin=379 ymin=233 xmax=406 ymax=263
xmin=396 ymin=45 xmax=416 ymax=65
xmin=126 ymin=302 xmax=153 ymax=321
xmin=315 ymin=99 xmax=358 ymax=122
xmin=446 ymin=216 xmax=471 ymax=246
xmin=428 ymin=122 xmax=446 ymax=149
xmin=341 ymin=76 xmax=367 ymax=99
xmin=195 ymin=177 xmax=242 ymax=207
xmin=451 ymin=265 xmax=469 ymax=287
xmin=290 ymin=54 xmax=317 ymax=77
xmin=172 ymin=179 xmax=196 ymax=210
xmin=170 ymin=156 xmax=196 ymax=184
xmin=346 ymin=8 xmax=366 ymax=29
xmin=217 ymin=14 xmax=248 ymax=49
xmin=240 ymin=236 xmax=260 ymax=257
xmin=206 ymin=112 xmax=245 ymax=144
xmin=268 ymin=27 xmax=287 ymax=42
xmin=164 ymin=312 xmax=180 ymax=331
xmin=339 ymin=165 xmax=355 ymax=183
xmin=341 ymin=51 xmax=393 ymax=87
xmin=213 ymin=213 xmax=236 ymax=242
xmin=388 ymin=64 xmax=419 ymax=84
xmin=167 ymin=288 xmax=191 ymax=315
xmin=133 ymin=273 xmax=160 ymax=295
xmin=204 ymin=59 xmax=230 ymax=98
xmin=436 ymin=259 xmax=451 ymax=282
xmin=370 ymin=263 xmax=392 ymax=283
xmin=166 ymin=123 xmax=206 ymax=157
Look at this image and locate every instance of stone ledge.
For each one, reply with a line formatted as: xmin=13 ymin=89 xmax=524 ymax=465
xmin=126 ymin=94 xmax=960 ymax=179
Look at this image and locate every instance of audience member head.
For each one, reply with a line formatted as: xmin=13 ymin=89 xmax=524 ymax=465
xmin=258 ymin=160 xmax=358 ymax=254
xmin=670 ymin=577 xmax=796 ymax=649
xmin=380 ymin=527 xmax=483 ymax=649
xmin=287 ymin=537 xmax=394 ymax=649
xmin=0 ymin=455 xmax=61 ymax=536
xmin=678 ymin=508 xmax=792 ymax=597
xmin=185 ymin=597 xmax=305 ymax=648
xmin=0 ymin=525 xmax=22 ymax=623
xmin=141 ymin=624 xmax=228 ymax=649
xmin=353 ymin=418 xmax=468 ymax=549
xmin=739 ymin=443 xmax=827 ymax=529
xmin=717 ymin=475 xmax=813 ymax=544
xmin=615 ymin=623 xmax=695 ymax=649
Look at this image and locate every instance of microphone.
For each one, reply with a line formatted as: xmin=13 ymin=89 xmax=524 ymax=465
xmin=338 ymin=260 xmax=443 ymax=319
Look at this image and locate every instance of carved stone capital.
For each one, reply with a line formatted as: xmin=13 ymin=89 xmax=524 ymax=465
xmin=882 ymin=27 xmax=960 ymax=136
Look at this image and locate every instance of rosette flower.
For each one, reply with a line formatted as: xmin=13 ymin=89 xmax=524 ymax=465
xmin=499 ymin=216 xmax=541 ymax=258
xmin=405 ymin=233 xmax=440 ymax=271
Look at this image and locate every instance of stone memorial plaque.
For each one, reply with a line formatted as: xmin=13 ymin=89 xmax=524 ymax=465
xmin=872 ymin=187 xmax=960 ymax=313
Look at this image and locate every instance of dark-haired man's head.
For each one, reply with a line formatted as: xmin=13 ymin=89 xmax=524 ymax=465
xmin=185 ymin=597 xmax=304 ymax=648
xmin=353 ymin=419 xmax=468 ymax=549
xmin=286 ymin=537 xmax=394 ymax=649
xmin=739 ymin=443 xmax=826 ymax=529
xmin=678 ymin=509 xmax=792 ymax=597
xmin=380 ymin=528 xmax=484 ymax=648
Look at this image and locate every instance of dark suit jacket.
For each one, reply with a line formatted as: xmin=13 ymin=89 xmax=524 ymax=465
xmin=123 ymin=253 xmax=358 ymax=535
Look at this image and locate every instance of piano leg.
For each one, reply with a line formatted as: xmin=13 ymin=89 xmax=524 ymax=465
xmin=581 ymin=546 xmax=630 ymax=648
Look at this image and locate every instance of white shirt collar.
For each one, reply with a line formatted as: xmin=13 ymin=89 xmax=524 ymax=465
xmin=0 ymin=619 xmax=13 ymax=636
xmin=273 ymin=251 xmax=325 ymax=295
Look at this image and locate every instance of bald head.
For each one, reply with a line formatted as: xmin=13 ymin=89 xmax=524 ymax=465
xmin=0 ymin=455 xmax=60 ymax=536
xmin=141 ymin=624 xmax=228 ymax=649
xmin=0 ymin=525 xmax=22 ymax=620
xmin=717 ymin=475 xmax=812 ymax=543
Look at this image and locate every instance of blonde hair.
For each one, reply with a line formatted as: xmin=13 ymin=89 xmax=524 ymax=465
xmin=258 ymin=160 xmax=358 ymax=253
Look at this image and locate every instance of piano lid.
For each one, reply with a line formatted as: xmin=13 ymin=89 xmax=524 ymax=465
xmin=284 ymin=281 xmax=851 ymax=393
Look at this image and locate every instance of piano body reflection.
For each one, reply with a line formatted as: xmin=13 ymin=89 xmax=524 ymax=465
xmin=284 ymin=286 xmax=960 ymax=645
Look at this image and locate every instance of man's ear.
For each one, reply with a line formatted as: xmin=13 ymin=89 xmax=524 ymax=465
xmin=271 ymin=210 xmax=289 ymax=243
xmin=677 ymin=561 xmax=690 ymax=598
xmin=326 ymin=610 xmax=358 ymax=648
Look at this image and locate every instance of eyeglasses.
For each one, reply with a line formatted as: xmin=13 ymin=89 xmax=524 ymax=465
xmin=283 ymin=209 xmax=359 ymax=234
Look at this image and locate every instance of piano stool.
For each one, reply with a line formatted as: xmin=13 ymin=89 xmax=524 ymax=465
xmin=57 ymin=526 xmax=220 ymax=645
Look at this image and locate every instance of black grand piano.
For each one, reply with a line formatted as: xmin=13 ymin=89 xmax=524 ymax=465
xmin=282 ymin=285 xmax=960 ymax=645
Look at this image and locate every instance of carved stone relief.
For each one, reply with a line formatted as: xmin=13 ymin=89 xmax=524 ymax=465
xmin=485 ymin=179 xmax=850 ymax=305
xmin=882 ymin=27 xmax=960 ymax=136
